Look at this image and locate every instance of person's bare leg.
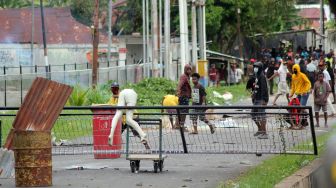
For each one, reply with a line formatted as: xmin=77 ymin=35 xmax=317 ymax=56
xmin=108 ymin=110 xmax=123 ymax=145
xmin=272 ymin=94 xmax=281 ymax=105
xmin=286 ymin=93 xmax=290 ymax=103
xmin=315 ymin=112 xmax=319 ymax=127
xmin=324 ymin=112 xmax=328 ymax=127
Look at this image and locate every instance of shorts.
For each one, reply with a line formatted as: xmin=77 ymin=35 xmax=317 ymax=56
xmin=178 ymin=96 xmax=190 ymax=114
xmin=167 ymin=109 xmax=176 ymax=114
xmin=277 ymin=81 xmax=289 ymax=94
xmin=251 ymin=100 xmax=266 ymax=121
xmin=314 ymin=103 xmax=327 ymax=112
xmin=191 ymin=108 xmax=207 ymax=122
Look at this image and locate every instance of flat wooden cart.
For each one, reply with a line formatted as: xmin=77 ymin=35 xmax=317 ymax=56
xmin=125 ymin=118 xmax=166 ymax=173
xmin=127 ymin=154 xmax=167 ymax=173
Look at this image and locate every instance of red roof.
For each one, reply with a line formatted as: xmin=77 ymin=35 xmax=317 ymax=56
xmin=298 ymin=8 xmax=326 ymax=19
xmin=0 ymin=7 xmax=110 ymax=44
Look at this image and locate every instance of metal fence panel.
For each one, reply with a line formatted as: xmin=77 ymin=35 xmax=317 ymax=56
xmin=0 ymin=106 xmax=317 ymax=156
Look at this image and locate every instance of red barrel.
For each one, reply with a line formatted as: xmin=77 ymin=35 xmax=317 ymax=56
xmin=92 ymin=109 xmax=122 ymax=159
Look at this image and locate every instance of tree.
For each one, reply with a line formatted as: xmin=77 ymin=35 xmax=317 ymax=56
xmin=0 ymin=0 xmax=30 ymax=9
xmin=205 ymin=0 xmax=301 ymax=53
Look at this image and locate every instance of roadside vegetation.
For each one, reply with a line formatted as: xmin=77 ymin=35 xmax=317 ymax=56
xmin=219 ymin=127 xmax=336 ymax=188
xmin=1 ymin=78 xmax=249 ymax=145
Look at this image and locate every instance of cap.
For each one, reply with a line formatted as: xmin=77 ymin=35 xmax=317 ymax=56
xmin=111 ymin=82 xmax=119 ymax=88
xmin=250 ymin=58 xmax=256 ymax=63
xmin=253 ymin=61 xmax=263 ymax=68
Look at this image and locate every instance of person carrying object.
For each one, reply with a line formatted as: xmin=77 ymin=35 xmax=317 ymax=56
xmin=289 ymin=64 xmax=311 ymax=106
xmin=108 ymin=88 xmax=150 ymax=149
xmin=246 ymin=61 xmax=269 ymax=139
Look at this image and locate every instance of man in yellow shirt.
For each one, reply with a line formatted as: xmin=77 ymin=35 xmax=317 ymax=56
xmin=289 ymin=64 xmax=311 ymax=106
xmin=162 ymin=95 xmax=179 ymax=129
xmin=108 ymin=82 xmax=139 ymax=138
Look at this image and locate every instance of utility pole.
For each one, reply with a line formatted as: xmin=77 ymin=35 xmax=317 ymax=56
xmin=146 ymin=0 xmax=150 ymax=78
xmin=237 ymin=8 xmax=243 ymax=60
xmin=92 ymin=0 xmax=99 ymax=88
xmin=179 ymin=0 xmax=189 ymax=71
xmin=191 ymin=0 xmax=197 ymax=69
xmin=197 ymin=0 xmax=206 ymax=60
xmin=159 ymin=0 xmax=163 ymax=77
xmin=107 ymin=0 xmax=112 ymax=66
xmin=320 ymin=0 xmax=325 ymax=48
xmin=142 ymin=0 xmax=147 ymax=75
xmin=40 ymin=0 xmax=49 ymax=79
xmin=151 ymin=0 xmax=159 ymax=77
xmin=164 ymin=0 xmax=171 ymax=79
xmin=31 ymin=0 xmax=34 ymax=67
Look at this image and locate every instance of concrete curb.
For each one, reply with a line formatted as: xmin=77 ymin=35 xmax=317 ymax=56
xmin=275 ymin=158 xmax=322 ymax=188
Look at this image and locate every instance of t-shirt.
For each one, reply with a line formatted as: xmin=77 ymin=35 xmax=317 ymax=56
xmin=229 ymin=69 xmax=238 ymax=84
xmin=209 ymin=68 xmax=217 ymax=81
xmin=322 ymin=69 xmax=331 ymax=82
xmin=276 ymin=67 xmax=289 ymax=82
xmin=192 ymin=84 xmax=207 ymax=105
xmin=313 ymin=81 xmax=331 ymax=105
xmin=236 ymin=68 xmax=244 ymax=81
xmin=306 ymin=63 xmax=317 ymax=73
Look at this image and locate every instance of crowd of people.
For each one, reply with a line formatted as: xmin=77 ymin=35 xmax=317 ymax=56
xmin=246 ymin=45 xmax=336 ymax=139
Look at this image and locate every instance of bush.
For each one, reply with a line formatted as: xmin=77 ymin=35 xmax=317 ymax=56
xmin=66 ymin=85 xmax=88 ymax=106
xmin=122 ymin=78 xmax=177 ymax=106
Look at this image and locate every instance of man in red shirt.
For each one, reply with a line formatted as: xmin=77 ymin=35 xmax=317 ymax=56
xmin=209 ymin=64 xmax=218 ymax=87
xmin=177 ymin=64 xmax=192 ymax=131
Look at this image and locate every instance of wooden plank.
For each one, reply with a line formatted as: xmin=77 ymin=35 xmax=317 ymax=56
xmin=127 ymin=154 xmax=167 ymax=160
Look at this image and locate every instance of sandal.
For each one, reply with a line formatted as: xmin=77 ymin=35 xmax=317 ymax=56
xmin=190 ymin=131 xmax=198 ymax=134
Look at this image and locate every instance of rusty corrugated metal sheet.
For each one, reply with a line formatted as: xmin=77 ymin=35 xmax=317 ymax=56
xmin=0 ymin=7 xmax=109 ymax=44
xmin=4 ymin=77 xmax=72 ymax=149
xmin=14 ymin=131 xmax=52 ymax=187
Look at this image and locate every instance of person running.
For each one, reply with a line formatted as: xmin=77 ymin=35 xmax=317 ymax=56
xmin=313 ymin=72 xmax=331 ymax=127
xmin=246 ymin=61 xmax=269 ymax=139
xmin=289 ymin=64 xmax=311 ymax=106
xmin=108 ymin=89 xmax=150 ymax=149
xmin=268 ymin=59 xmax=290 ymax=105
xmin=177 ymin=64 xmax=192 ymax=131
xmin=190 ymin=73 xmax=215 ymax=134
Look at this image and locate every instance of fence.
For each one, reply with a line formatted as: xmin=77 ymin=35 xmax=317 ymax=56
xmin=0 ymin=105 xmax=318 ymax=156
xmin=0 ymin=62 xmax=152 ymax=106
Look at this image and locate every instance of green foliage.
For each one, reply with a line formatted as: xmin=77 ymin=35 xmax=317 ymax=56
xmin=0 ymin=0 xmax=30 ymax=9
xmin=66 ymin=85 xmax=88 ymax=106
xmin=70 ymin=0 xmax=109 ymax=26
xmin=85 ymin=86 xmax=111 ymax=105
xmin=207 ymin=84 xmax=248 ymax=105
xmin=122 ymin=78 xmax=178 ymax=106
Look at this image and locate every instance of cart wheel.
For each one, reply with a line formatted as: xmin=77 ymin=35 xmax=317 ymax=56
xmin=159 ymin=160 xmax=163 ymax=172
xmin=130 ymin=161 xmax=136 ymax=173
xmin=154 ymin=161 xmax=159 ymax=173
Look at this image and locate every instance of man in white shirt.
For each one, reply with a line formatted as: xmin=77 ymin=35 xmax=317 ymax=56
xmin=268 ymin=59 xmax=290 ymax=105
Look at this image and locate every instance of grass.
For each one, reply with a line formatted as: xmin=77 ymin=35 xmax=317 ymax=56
xmin=219 ymin=126 xmax=336 ymax=188
xmin=207 ymin=83 xmax=249 ymax=105
xmin=0 ymin=83 xmax=250 ymax=145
